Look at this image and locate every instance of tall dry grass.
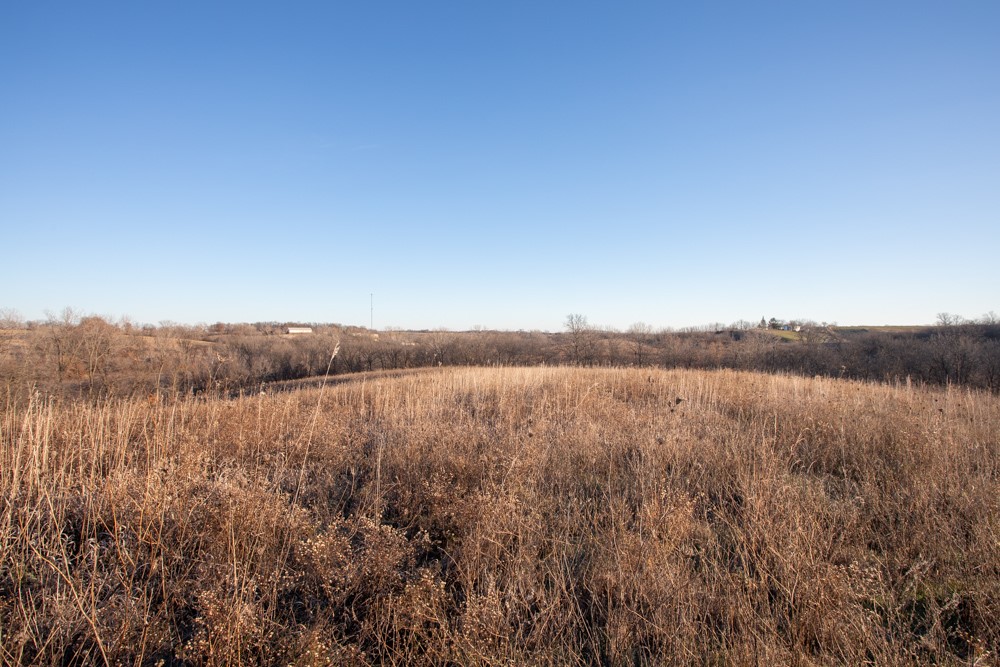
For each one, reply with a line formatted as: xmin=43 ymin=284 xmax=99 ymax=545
xmin=1 ymin=367 xmax=998 ymax=665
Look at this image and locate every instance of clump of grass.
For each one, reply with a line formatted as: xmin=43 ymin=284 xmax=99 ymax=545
xmin=2 ymin=367 xmax=998 ymax=664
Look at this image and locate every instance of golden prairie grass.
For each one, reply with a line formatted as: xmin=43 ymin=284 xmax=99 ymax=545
xmin=1 ymin=367 xmax=998 ymax=665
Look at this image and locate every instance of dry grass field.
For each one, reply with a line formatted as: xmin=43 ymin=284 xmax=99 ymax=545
xmin=2 ymin=367 xmax=998 ymax=665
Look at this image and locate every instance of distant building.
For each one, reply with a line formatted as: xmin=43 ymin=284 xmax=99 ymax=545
xmin=286 ymin=327 xmax=313 ymax=335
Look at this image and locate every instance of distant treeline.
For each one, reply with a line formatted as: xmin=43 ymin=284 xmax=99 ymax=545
xmin=2 ymin=310 xmax=999 ymax=400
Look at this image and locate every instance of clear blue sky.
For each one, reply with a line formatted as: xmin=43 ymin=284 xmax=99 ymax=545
xmin=2 ymin=2 xmax=998 ymax=331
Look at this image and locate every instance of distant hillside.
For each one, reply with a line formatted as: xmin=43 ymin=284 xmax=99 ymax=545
xmin=3 ymin=318 xmax=999 ymax=401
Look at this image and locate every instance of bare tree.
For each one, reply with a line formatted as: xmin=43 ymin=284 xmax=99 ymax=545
xmin=627 ymin=322 xmax=653 ymax=366
xmin=936 ymin=312 xmax=962 ymax=326
xmin=77 ymin=316 xmax=118 ymax=387
xmin=0 ymin=308 xmax=24 ymax=329
xmin=565 ymin=314 xmax=593 ymax=365
xmin=427 ymin=330 xmax=453 ymax=367
xmin=42 ymin=307 xmax=84 ymax=382
xmin=978 ymin=340 xmax=1000 ymax=392
xmin=0 ymin=309 xmax=24 ymax=362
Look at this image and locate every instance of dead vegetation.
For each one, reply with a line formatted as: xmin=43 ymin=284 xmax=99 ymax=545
xmin=2 ymin=367 xmax=998 ymax=664
xmin=3 ymin=313 xmax=1000 ymax=405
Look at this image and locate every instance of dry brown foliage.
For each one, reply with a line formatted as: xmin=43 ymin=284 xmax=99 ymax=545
xmin=2 ymin=367 xmax=998 ymax=665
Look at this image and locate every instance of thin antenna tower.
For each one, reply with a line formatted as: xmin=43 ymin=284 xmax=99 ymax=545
xmin=370 ymin=293 xmax=373 ymax=330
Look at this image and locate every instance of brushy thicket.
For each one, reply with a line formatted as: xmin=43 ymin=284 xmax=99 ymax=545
xmin=4 ymin=315 xmax=1000 ymax=402
xmin=2 ymin=367 xmax=998 ymax=665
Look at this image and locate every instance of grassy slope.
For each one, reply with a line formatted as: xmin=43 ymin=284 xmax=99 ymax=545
xmin=833 ymin=326 xmax=928 ymax=334
xmin=759 ymin=329 xmax=802 ymax=341
xmin=2 ymin=367 xmax=998 ymax=665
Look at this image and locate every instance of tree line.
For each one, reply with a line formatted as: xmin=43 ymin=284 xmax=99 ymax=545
xmin=2 ymin=308 xmax=998 ymax=402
